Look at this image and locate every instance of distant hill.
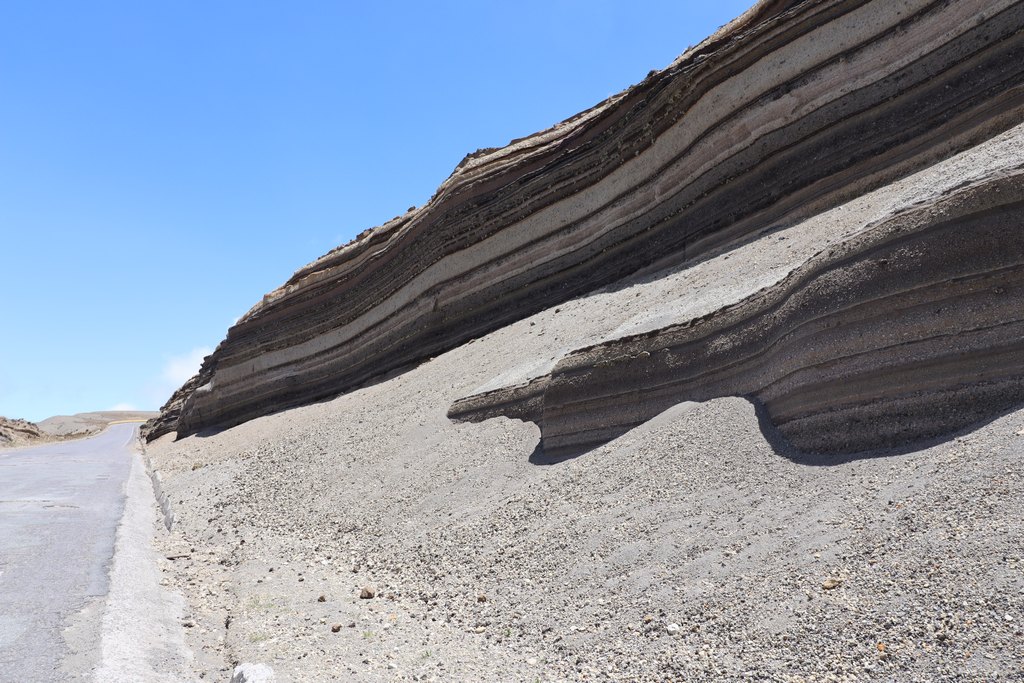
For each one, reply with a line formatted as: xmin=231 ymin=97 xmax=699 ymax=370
xmin=1 ymin=411 xmax=158 ymax=448
xmin=37 ymin=411 xmax=158 ymax=437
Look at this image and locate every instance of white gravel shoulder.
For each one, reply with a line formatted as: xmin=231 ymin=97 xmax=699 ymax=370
xmin=92 ymin=439 xmax=199 ymax=682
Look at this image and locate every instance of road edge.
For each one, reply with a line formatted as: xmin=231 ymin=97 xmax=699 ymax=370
xmin=91 ymin=426 xmax=199 ymax=682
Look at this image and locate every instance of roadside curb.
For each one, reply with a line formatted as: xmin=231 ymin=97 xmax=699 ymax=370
xmin=135 ymin=435 xmax=175 ymax=531
xmin=94 ymin=425 xmax=199 ymax=682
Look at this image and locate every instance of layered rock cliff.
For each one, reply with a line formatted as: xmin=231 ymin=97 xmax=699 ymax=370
xmin=148 ymin=0 xmax=1024 ymax=449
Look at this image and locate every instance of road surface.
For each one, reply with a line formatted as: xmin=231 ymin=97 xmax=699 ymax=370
xmin=0 ymin=424 xmax=137 ymax=681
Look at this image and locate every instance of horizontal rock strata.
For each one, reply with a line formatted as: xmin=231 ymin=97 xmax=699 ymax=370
xmin=450 ymin=169 xmax=1024 ymax=456
xmin=149 ymin=0 xmax=1024 ymax=440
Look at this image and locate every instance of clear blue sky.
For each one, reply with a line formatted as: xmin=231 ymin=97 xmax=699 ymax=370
xmin=0 ymin=1 xmax=752 ymax=422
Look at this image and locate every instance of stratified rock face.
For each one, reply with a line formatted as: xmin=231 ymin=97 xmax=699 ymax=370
xmin=451 ymin=169 xmax=1024 ymax=456
xmin=142 ymin=374 xmax=204 ymax=441
xmin=150 ymin=0 xmax=1024 ymax=442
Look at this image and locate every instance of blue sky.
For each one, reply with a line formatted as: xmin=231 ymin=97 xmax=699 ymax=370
xmin=0 ymin=1 xmax=753 ymax=421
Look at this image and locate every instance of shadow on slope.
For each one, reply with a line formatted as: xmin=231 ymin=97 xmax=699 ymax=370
xmin=525 ymin=395 xmax=1024 ymax=469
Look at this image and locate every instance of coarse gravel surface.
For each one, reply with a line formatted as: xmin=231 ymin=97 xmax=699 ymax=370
xmin=148 ymin=389 xmax=1024 ymax=682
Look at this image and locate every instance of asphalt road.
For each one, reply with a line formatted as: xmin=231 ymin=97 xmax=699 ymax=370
xmin=0 ymin=424 xmax=136 ymax=682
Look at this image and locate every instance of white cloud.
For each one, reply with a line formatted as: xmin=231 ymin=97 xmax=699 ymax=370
xmin=108 ymin=402 xmax=138 ymax=411
xmin=143 ymin=346 xmax=213 ymax=408
xmin=161 ymin=347 xmax=212 ymax=386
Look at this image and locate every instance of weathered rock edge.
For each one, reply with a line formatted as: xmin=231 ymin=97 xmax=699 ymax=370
xmin=450 ymin=170 xmax=1024 ymax=456
xmin=147 ymin=0 xmax=1024 ymax=441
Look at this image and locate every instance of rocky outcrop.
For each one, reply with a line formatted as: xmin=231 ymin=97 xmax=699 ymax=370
xmin=450 ymin=168 xmax=1024 ymax=456
xmin=149 ymin=0 xmax=1024 ymax=442
xmin=0 ymin=416 xmax=44 ymax=447
xmin=142 ymin=373 xmax=206 ymax=441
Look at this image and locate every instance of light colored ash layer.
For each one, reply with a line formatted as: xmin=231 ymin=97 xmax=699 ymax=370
xmin=147 ymin=0 xmax=1024 ymax=441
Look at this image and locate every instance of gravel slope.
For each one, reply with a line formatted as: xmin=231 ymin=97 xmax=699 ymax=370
xmin=149 ymin=390 xmax=1023 ymax=682
xmin=148 ymin=332 xmax=1023 ymax=680
xmin=147 ymin=129 xmax=1024 ymax=682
